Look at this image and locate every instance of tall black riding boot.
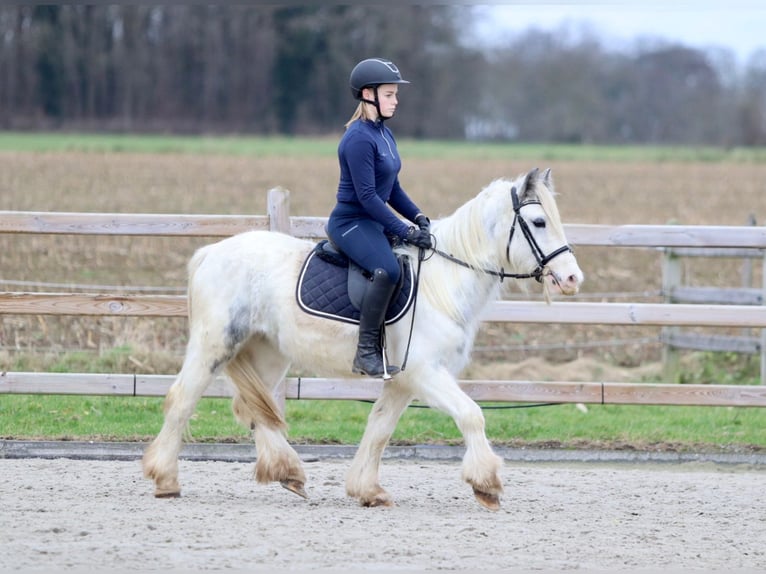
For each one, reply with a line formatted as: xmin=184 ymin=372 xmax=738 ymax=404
xmin=352 ymin=268 xmax=400 ymax=378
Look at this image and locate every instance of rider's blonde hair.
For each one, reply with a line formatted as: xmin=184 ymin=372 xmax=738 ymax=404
xmin=344 ymin=92 xmax=377 ymax=128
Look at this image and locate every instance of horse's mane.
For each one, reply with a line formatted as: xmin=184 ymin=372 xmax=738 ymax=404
xmin=419 ymin=171 xmax=564 ymax=325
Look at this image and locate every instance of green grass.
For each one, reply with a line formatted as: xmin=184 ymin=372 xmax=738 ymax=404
xmin=1 ymin=394 xmax=764 ymax=451
xmin=2 ymin=351 xmax=762 ymax=450
xmin=2 ymin=130 xmax=766 ymax=162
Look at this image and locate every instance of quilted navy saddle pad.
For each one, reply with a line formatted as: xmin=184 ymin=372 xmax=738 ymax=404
xmin=296 ymin=241 xmax=415 ymax=325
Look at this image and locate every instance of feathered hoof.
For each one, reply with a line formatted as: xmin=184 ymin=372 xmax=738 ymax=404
xmin=151 ymin=476 xmax=181 ymax=498
xmin=473 ymin=488 xmax=500 ymax=511
xmin=280 ymin=479 xmax=308 ymax=499
xmin=154 ymin=488 xmax=181 ymax=499
xmin=361 ymin=494 xmax=394 ymax=508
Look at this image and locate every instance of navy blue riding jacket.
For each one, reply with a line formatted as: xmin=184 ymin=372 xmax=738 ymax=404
xmin=327 ymin=118 xmax=423 ymax=282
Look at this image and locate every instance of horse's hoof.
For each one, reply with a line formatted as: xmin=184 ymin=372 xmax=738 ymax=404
xmin=280 ymin=479 xmax=308 ymax=499
xmin=362 ymin=495 xmax=394 ymax=508
xmin=473 ymin=489 xmax=500 ymax=511
xmin=155 ymin=489 xmax=181 ymax=499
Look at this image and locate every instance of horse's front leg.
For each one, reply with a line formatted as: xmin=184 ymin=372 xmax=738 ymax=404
xmin=346 ymin=380 xmax=414 ymax=507
xmin=415 ymin=366 xmax=504 ymax=511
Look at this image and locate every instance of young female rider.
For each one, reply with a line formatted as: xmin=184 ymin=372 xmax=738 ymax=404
xmin=326 ymin=58 xmax=432 ymax=378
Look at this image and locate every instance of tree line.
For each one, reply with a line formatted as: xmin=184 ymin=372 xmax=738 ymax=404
xmin=1 ymin=5 xmax=765 ymax=145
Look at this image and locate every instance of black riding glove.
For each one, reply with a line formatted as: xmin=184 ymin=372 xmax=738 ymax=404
xmin=405 ymin=226 xmax=432 ymax=250
xmin=414 ymin=214 xmax=430 ymax=232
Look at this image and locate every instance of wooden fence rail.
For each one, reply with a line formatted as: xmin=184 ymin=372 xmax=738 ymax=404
xmin=1 ymin=187 xmax=765 ymax=406
xmin=2 ymin=371 xmax=765 ymax=408
xmin=2 ymin=294 xmax=766 ymax=327
xmin=3 ymin=208 xmax=766 ymax=246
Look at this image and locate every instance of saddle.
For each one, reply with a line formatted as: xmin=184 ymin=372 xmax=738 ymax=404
xmin=295 ymin=240 xmax=415 ymax=325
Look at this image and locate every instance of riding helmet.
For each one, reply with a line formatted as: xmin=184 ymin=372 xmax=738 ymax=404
xmin=349 ymin=58 xmax=410 ymax=100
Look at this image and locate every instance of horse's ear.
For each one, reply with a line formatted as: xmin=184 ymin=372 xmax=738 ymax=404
xmin=519 ymin=167 xmax=540 ymax=200
xmin=543 ymin=168 xmax=552 ymax=186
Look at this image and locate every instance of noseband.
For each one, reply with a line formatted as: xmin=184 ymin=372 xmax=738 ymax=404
xmin=433 ymin=185 xmax=572 ymax=283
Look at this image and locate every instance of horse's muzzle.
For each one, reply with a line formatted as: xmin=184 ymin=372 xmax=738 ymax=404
xmin=545 ymin=268 xmax=583 ymax=296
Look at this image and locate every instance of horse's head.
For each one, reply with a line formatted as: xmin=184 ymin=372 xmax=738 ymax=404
xmin=501 ymin=168 xmax=584 ymax=297
xmin=427 ymin=167 xmax=583 ymax=307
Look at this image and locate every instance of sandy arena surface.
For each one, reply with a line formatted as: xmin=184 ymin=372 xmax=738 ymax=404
xmin=1 ymin=454 xmax=765 ymax=572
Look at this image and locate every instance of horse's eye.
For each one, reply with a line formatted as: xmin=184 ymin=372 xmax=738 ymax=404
xmin=532 ymin=218 xmax=546 ymax=229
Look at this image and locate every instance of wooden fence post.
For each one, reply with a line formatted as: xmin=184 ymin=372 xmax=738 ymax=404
xmin=741 ymin=214 xmax=765 ymax=386
xmin=761 ymin=250 xmax=766 ymax=385
xmin=661 ymin=249 xmax=682 ymax=383
xmin=268 ymin=186 xmax=291 ymax=234
xmin=267 ymin=186 xmax=291 ymax=412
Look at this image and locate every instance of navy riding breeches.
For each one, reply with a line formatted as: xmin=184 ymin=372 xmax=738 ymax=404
xmin=327 ymin=203 xmax=402 ymax=284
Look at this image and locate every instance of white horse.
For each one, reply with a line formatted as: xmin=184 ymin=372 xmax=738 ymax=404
xmin=143 ymin=167 xmax=584 ymax=510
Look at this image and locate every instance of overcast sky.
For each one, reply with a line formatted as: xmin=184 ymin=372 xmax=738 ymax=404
xmin=472 ymin=2 xmax=766 ymax=63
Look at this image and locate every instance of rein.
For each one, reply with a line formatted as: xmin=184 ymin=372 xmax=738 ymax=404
xmin=399 ymin=246 xmax=425 ymax=371
xmin=432 ymin=247 xmax=542 ymax=282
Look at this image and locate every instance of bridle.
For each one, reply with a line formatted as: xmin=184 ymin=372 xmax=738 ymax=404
xmin=432 ymin=185 xmax=573 ymax=283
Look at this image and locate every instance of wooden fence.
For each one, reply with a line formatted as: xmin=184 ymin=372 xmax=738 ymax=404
xmin=1 ymin=187 xmax=766 ymax=407
xmin=660 ymin=224 xmax=766 ymax=383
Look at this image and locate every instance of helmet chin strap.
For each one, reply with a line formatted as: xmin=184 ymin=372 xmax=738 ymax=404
xmin=361 ymin=86 xmax=390 ymax=122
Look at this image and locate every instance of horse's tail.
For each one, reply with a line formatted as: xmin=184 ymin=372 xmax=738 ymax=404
xmin=226 ymin=343 xmax=287 ymax=432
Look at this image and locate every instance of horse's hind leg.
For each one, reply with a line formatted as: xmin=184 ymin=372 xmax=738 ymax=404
xmin=142 ymin=338 xmax=221 ymax=497
xmin=346 ymin=381 xmax=414 ymax=507
xmin=227 ymin=335 xmax=307 ymax=499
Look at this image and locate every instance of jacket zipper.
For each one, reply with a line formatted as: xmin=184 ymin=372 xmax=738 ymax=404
xmin=379 ymin=127 xmax=396 ymax=159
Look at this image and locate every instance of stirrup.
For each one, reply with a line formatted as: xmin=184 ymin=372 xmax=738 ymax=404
xmin=352 ymin=346 xmax=400 ymax=379
xmin=352 ymin=360 xmax=400 ymax=379
xmin=381 ymin=346 xmax=399 ymax=380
